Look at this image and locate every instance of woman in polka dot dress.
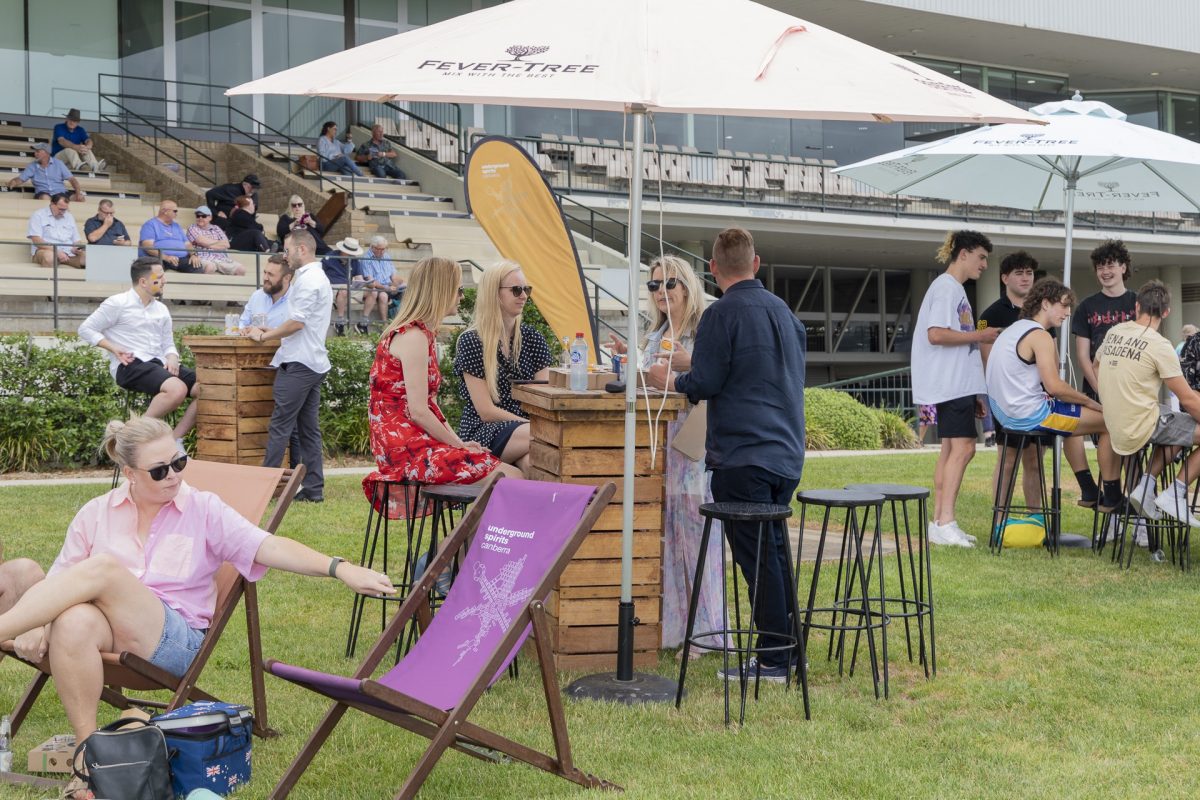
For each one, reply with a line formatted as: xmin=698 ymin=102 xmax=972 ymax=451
xmin=454 ymin=260 xmax=553 ymax=472
xmin=363 ymin=257 xmax=521 ymax=517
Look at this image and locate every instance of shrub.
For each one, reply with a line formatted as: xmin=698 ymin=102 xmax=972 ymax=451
xmin=875 ymin=408 xmax=920 ymax=449
xmin=803 ymin=388 xmax=882 ymax=451
xmin=320 ymin=336 xmax=375 ymax=457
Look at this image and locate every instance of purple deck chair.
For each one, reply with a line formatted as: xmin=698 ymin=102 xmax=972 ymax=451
xmin=267 ymin=474 xmax=620 ymax=800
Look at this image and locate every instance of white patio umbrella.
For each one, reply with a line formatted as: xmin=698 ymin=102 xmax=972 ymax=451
xmin=837 ymin=94 xmax=1200 ymax=544
xmin=228 ymin=0 xmax=1038 ymax=699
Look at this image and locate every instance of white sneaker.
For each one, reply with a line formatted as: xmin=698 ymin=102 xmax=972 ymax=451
xmin=1134 ymin=521 xmax=1150 ymax=548
xmin=943 ymin=520 xmax=977 ymax=546
xmin=928 ymin=521 xmax=972 ymax=547
xmin=95 ymin=158 xmax=106 ymax=172
xmin=1128 ymin=475 xmax=1161 ymax=520
xmin=1154 ymin=482 xmax=1200 ymax=527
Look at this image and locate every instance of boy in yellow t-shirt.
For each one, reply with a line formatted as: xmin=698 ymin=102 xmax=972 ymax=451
xmin=1097 ymin=280 xmax=1200 ymax=526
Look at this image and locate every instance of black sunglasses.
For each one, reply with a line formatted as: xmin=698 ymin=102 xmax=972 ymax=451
xmin=646 ymin=277 xmax=679 ymax=292
xmin=141 ymin=454 xmax=188 ymax=481
xmin=501 ymin=285 xmax=534 ymax=298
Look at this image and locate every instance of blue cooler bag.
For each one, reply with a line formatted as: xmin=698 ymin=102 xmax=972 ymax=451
xmin=151 ymin=702 xmax=252 ymax=798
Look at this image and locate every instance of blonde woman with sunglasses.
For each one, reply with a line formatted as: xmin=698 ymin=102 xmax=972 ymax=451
xmin=453 ymin=261 xmax=553 ymax=471
xmin=610 ymin=255 xmax=724 ymax=655
xmin=0 ymin=415 xmax=392 ymax=788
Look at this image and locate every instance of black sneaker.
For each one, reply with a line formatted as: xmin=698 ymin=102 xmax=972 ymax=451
xmin=294 ymin=494 xmax=324 ymax=503
xmin=335 ymin=323 xmax=346 ymax=337
xmin=355 ymin=322 xmax=369 ymax=335
xmin=717 ymin=657 xmax=790 ymax=684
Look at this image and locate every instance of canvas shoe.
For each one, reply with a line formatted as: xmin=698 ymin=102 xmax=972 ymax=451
xmin=1134 ymin=520 xmax=1150 ymax=548
xmin=928 ymin=521 xmax=971 ymax=547
xmin=95 ymin=158 xmax=106 ymax=172
xmin=1127 ymin=474 xmax=1161 ymax=520
xmin=717 ymin=656 xmax=791 ymax=684
xmin=943 ymin=520 xmax=977 ymax=546
xmin=1154 ymin=482 xmax=1200 ymax=527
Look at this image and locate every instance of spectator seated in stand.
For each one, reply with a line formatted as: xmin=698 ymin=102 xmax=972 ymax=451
xmin=84 ymin=199 xmax=131 ymax=246
xmin=51 ymin=108 xmax=104 ymax=172
xmin=205 ymin=174 xmax=260 ymax=232
xmin=276 ymin=195 xmax=330 ymax=255
xmin=187 ymin=205 xmax=245 ymax=275
xmin=357 ymin=235 xmax=405 ymax=331
xmin=317 ymin=121 xmax=363 ymax=177
xmin=227 ymin=195 xmax=272 ymax=253
xmin=140 ymin=200 xmax=200 ymax=273
xmin=7 ymin=142 xmax=85 ymax=201
xmin=355 ymin=125 xmax=407 ymax=179
xmin=28 ymin=192 xmax=85 ymax=269
xmin=322 ymin=237 xmax=365 ymax=336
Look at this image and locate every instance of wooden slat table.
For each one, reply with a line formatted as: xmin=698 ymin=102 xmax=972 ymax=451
xmin=184 ymin=336 xmax=278 ymax=465
xmin=513 ymin=384 xmax=685 ymax=671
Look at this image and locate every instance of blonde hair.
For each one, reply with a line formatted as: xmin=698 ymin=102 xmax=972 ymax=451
xmin=385 ymin=256 xmax=461 ymax=334
xmin=287 ymin=194 xmax=304 ymax=211
xmin=101 ymin=416 xmax=174 ymax=468
xmin=647 ymin=255 xmax=705 ymax=339
xmin=935 ymin=229 xmax=993 ymax=265
xmin=469 ymin=260 xmax=524 ymax=403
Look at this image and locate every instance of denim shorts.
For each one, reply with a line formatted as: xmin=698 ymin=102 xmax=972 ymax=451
xmin=148 ymin=600 xmax=207 ymax=677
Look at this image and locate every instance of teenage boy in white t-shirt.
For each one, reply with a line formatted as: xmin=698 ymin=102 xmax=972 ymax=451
xmin=912 ymin=230 xmax=999 ymax=546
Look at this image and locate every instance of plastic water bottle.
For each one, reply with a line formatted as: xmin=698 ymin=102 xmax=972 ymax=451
xmin=569 ymin=332 xmax=588 ymax=391
xmin=0 ymin=714 xmax=12 ymax=772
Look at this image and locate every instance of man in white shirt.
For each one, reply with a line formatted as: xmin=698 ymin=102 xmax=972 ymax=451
xmin=28 ymin=192 xmax=85 ymax=268
xmin=912 ymin=230 xmax=999 ymax=547
xmin=247 ymin=229 xmax=332 ymax=502
xmin=78 ymin=256 xmax=202 ymax=440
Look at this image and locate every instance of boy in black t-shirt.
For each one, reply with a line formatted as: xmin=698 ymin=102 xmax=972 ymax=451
xmin=1073 ymin=240 xmax=1137 ymax=401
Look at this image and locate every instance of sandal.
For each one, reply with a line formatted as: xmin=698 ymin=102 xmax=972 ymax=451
xmin=62 ymin=775 xmax=94 ymax=800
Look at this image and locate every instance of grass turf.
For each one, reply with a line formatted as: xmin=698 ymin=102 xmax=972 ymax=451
xmin=3 ymin=449 xmax=1200 ymax=799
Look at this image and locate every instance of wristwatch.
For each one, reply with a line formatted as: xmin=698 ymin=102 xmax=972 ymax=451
xmin=328 ymin=556 xmax=345 ymax=578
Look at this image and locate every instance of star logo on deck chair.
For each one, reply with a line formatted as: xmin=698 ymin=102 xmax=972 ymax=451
xmin=453 ymin=556 xmax=534 ymax=665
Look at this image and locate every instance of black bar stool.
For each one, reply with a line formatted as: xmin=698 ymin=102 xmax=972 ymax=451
xmin=404 ymin=482 xmax=485 ymax=638
xmin=989 ymin=433 xmax=1054 ymax=556
xmin=794 ymin=489 xmax=889 ymax=699
xmin=675 ymin=501 xmax=807 ymax=726
xmin=1103 ymin=444 xmax=1192 ymax=570
xmin=843 ymin=483 xmax=935 ymax=678
xmin=345 ymin=478 xmax=425 ymax=658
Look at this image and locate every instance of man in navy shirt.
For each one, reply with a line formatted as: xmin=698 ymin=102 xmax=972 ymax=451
xmin=51 ymin=108 xmax=103 ymax=172
xmin=648 ymin=227 xmax=806 ymax=682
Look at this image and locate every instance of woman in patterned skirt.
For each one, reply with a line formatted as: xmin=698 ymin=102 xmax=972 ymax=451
xmin=611 ymin=255 xmax=726 ymax=654
xmin=363 ymin=257 xmax=521 ymax=517
xmin=454 ymin=260 xmax=553 ymax=473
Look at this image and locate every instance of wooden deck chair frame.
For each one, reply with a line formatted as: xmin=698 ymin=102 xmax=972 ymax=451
xmin=2 ymin=460 xmax=304 ymax=755
xmin=269 ymin=474 xmax=620 ymax=800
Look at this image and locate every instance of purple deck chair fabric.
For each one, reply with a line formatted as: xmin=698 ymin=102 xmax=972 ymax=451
xmin=270 ymin=479 xmax=595 ymax=711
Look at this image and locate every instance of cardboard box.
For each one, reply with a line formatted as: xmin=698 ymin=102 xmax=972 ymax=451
xmin=27 ymin=734 xmax=75 ymax=774
xmin=548 ymin=368 xmax=617 ymax=390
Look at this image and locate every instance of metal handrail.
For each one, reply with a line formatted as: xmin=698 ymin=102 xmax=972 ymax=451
xmin=97 ymin=93 xmax=219 ymax=187
xmin=381 ymin=101 xmax=466 ymax=173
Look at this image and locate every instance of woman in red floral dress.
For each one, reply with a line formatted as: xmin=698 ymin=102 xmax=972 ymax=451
xmin=363 ymin=256 xmax=521 ymax=516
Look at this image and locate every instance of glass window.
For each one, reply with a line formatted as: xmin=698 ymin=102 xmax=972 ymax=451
xmin=1014 ymin=72 xmax=1066 ymax=106
xmin=692 ymin=114 xmax=719 ymax=152
xmin=822 ymin=121 xmax=904 ymax=166
xmin=359 ymin=0 xmax=399 ymax=22
xmin=577 ymin=110 xmax=625 ymax=142
xmin=647 ymin=113 xmax=687 ymax=147
xmin=789 ymin=119 xmax=823 ymax=158
xmin=263 ymin=10 xmax=346 ymax=139
xmin=511 ymin=107 xmax=571 ymax=138
xmin=1171 ymin=94 xmax=1200 ymax=142
xmin=0 ymin=0 xmax=25 ymax=115
xmin=721 ymin=115 xmax=789 ymax=154
xmin=984 ymin=68 xmax=1016 ymax=102
xmin=1093 ymin=91 xmax=1162 ymax=131
xmin=28 ymin=0 xmax=119 ymax=118
xmin=175 ymin=3 xmax=253 ymax=128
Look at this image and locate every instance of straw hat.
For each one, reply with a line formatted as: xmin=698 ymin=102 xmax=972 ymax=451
xmin=333 ymin=237 xmax=364 ymax=256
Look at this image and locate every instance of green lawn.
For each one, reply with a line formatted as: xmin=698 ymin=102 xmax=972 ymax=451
xmin=4 ymin=450 xmax=1200 ymax=799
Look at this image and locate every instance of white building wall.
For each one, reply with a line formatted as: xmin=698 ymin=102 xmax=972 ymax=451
xmin=860 ymin=0 xmax=1200 ymax=54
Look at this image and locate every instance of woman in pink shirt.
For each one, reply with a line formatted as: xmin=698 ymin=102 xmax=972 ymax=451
xmin=0 ymin=416 xmax=394 ymax=750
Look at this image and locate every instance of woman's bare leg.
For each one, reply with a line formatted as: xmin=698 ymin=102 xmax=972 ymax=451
xmin=0 ymin=558 xmax=44 ymax=614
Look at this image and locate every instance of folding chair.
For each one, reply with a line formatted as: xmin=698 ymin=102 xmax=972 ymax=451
xmin=267 ymin=475 xmax=620 ymax=800
xmin=2 ymin=460 xmax=303 ymax=746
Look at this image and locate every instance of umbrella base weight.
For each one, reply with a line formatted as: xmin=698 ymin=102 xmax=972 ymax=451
xmin=565 ymin=672 xmax=681 ymax=705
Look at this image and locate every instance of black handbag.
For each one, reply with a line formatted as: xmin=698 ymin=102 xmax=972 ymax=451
xmin=74 ymin=717 xmax=173 ymax=800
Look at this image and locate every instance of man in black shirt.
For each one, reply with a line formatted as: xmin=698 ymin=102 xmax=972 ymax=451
xmin=648 ymin=227 xmax=806 ymax=683
xmin=205 ymin=174 xmax=261 ymax=231
xmin=1073 ymin=239 xmax=1136 ymax=401
xmin=980 ymin=251 xmax=1098 ymax=507
xmin=83 ymin=199 xmax=131 ymax=246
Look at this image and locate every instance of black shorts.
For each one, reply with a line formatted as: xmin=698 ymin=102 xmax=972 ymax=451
xmin=165 ymin=257 xmax=204 ymax=275
xmin=935 ymin=395 xmax=978 ymax=439
xmin=489 ymin=421 xmax=524 ymax=457
xmin=116 ymin=358 xmax=197 ymax=397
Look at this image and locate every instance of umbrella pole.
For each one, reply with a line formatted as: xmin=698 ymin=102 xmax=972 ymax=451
xmin=1052 ymin=176 xmax=1079 ymax=553
xmin=566 ymin=107 xmax=678 ymax=704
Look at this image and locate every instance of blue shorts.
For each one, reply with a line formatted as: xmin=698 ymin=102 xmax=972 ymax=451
xmin=990 ymin=398 xmax=1081 ymax=436
xmin=148 ymin=600 xmax=207 ymax=677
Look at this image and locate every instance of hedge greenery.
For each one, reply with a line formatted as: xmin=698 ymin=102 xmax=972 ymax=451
xmin=0 ymin=324 xmax=910 ymax=471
